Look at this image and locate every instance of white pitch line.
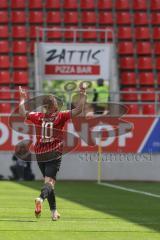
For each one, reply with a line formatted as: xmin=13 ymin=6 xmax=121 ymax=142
xmin=98 ymin=182 xmax=160 ymax=199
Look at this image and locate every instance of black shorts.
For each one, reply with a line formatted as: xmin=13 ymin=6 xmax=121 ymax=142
xmin=36 ymin=152 xmax=62 ymax=180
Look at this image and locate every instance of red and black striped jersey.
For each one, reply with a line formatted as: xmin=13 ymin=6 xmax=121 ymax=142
xmin=27 ymin=111 xmax=71 ymax=154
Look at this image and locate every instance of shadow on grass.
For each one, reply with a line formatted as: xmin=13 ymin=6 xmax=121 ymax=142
xmin=18 ymin=180 xmax=160 ymax=232
xmin=0 ymin=219 xmax=36 ymax=223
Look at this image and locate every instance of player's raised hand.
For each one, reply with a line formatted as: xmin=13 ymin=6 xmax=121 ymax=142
xmin=79 ymin=82 xmax=87 ymax=94
xmin=19 ymin=86 xmax=27 ymax=101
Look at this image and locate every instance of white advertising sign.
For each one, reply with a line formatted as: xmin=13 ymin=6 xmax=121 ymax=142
xmin=38 ymin=42 xmax=112 ymax=80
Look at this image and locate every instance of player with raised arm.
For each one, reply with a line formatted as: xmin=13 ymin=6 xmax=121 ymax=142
xmin=19 ymin=84 xmax=86 ymax=221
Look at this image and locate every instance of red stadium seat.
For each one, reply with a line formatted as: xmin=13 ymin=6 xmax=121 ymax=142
xmin=118 ymin=42 xmax=134 ymax=55
xmin=0 ymin=71 xmax=10 ymax=84
xmin=137 ymin=57 xmax=152 ymax=70
xmin=126 ymin=104 xmax=139 ymax=115
xmin=12 ymin=41 xmax=27 ymax=54
xmin=99 ymin=28 xmax=113 ymax=41
xmin=0 ymin=56 xmax=9 ymax=69
xmin=29 ymin=11 xmax=43 ymax=24
xmin=81 ymin=12 xmax=96 ymax=25
xmin=98 ymin=12 xmax=113 ymax=26
xmin=46 ymin=12 xmax=61 ymax=25
xmin=141 ymin=88 xmax=155 ymax=101
xmin=139 ymin=72 xmax=154 ymax=85
xmin=121 ymin=72 xmax=137 ymax=85
xmin=0 ymin=11 xmax=8 ymax=24
xmin=64 ymin=12 xmax=78 ymax=25
xmin=11 ymin=11 xmax=26 ymax=24
xmin=80 ymin=0 xmax=95 ymax=10
xmin=0 ymin=26 xmax=8 ymax=38
xmin=142 ymin=104 xmax=156 ymax=115
xmin=13 ymin=56 xmax=28 ymax=69
xmin=115 ymin=0 xmax=130 ymax=10
xmin=133 ymin=0 xmax=147 ymax=10
xmin=135 ymin=27 xmax=150 ymax=40
xmin=151 ymin=13 xmax=160 ymax=25
xmin=29 ymin=0 xmax=43 ymax=9
xmin=12 ymin=26 xmax=27 ymax=39
xmin=98 ymin=0 xmax=112 ymax=10
xmin=151 ymin=0 xmax=160 ymax=11
xmin=134 ymin=13 xmax=148 ymax=25
xmin=119 ymin=57 xmax=135 ymax=70
xmin=63 ymin=27 xmax=81 ymax=41
xmin=117 ymin=27 xmax=132 ymax=40
xmin=13 ymin=71 xmax=29 ymax=84
xmin=29 ymin=26 xmax=43 ymax=39
xmin=63 ymin=0 xmax=78 ymax=9
xmin=45 ymin=0 xmax=60 ymax=9
xmin=0 ymin=0 xmax=8 ymax=9
xmin=0 ymin=41 xmax=9 ymax=54
xmin=81 ymin=28 xmax=97 ymax=41
xmin=0 ymin=103 xmax=11 ymax=113
xmin=154 ymin=42 xmax=160 ymax=55
xmin=153 ymin=27 xmax=160 ymax=40
xmin=11 ymin=0 xmax=26 ymax=9
xmin=156 ymin=57 xmax=160 ymax=70
xmin=64 ymin=28 xmax=74 ymax=40
xmin=116 ymin=12 xmax=131 ymax=25
xmin=121 ymin=87 xmax=138 ymax=101
xmin=47 ymin=29 xmax=63 ymax=40
xmin=0 ymin=86 xmax=11 ymax=99
xmin=136 ymin=42 xmax=152 ymax=55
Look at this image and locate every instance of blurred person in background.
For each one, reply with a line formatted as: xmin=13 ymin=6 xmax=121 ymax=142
xmin=92 ymin=78 xmax=109 ymax=114
xmin=10 ymin=144 xmax=35 ymax=181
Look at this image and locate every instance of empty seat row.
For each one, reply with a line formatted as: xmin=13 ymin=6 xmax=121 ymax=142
xmin=121 ymin=87 xmax=156 ymax=101
xmin=0 ymin=25 xmax=112 ymax=40
xmin=127 ymin=104 xmax=157 ymax=115
xmin=1 ymin=11 xmax=160 ymax=26
xmin=3 ymin=40 xmax=159 ymax=56
xmin=2 ymin=25 xmax=160 ymax=41
xmin=121 ymin=72 xmax=157 ymax=85
xmin=119 ymin=57 xmax=160 ymax=70
xmin=0 ymin=0 xmax=109 ymax=10
xmin=0 ymin=0 xmax=159 ymax=11
xmin=118 ymin=42 xmax=160 ymax=55
xmin=0 ymin=71 xmax=29 ymax=84
xmin=0 ymin=0 xmax=78 ymax=10
xmin=0 ymin=41 xmax=37 ymax=54
xmin=0 ymin=41 xmax=27 ymax=54
xmin=0 ymin=56 xmax=28 ymax=69
xmin=0 ymin=25 xmax=43 ymax=39
xmin=118 ymin=27 xmax=160 ymax=40
xmin=0 ymin=25 xmax=159 ymax=41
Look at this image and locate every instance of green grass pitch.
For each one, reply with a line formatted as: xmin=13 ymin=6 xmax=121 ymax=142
xmin=0 ymin=181 xmax=160 ymax=240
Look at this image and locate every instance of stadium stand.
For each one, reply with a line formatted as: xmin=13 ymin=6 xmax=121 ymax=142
xmin=0 ymin=0 xmax=159 ymax=115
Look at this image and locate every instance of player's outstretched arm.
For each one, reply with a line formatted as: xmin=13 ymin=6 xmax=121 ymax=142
xmin=71 ymin=83 xmax=87 ymax=117
xmin=19 ymin=86 xmax=28 ymax=117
